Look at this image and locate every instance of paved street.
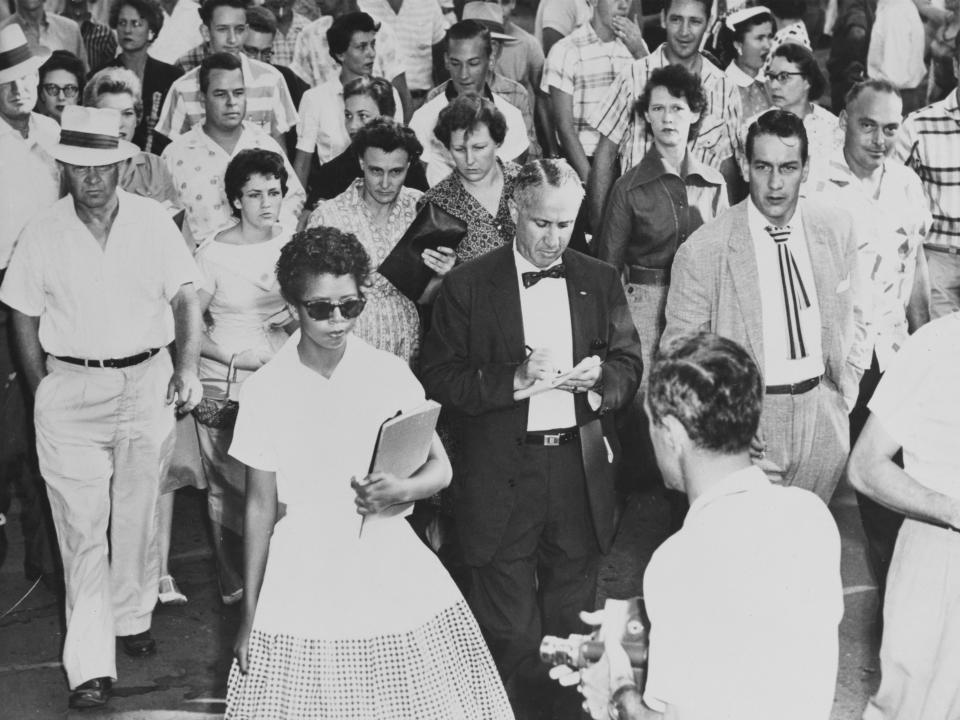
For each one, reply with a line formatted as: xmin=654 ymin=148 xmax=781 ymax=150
xmin=0 ymin=480 xmax=882 ymax=719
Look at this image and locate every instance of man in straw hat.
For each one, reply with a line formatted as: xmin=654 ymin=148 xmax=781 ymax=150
xmin=0 ymin=105 xmax=203 ymax=709
xmin=0 ymin=23 xmax=61 ymax=590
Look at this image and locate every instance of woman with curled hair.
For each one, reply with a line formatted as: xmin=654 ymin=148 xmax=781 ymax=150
xmin=192 ymin=148 xmax=297 ymax=604
xmin=105 ymin=0 xmax=183 ymax=154
xmin=738 ymin=43 xmax=840 ymax=180
xmin=84 ymin=66 xmax=181 ymax=210
xmin=718 ymin=7 xmax=776 ymax=119
xmin=306 ymin=76 xmax=427 ymax=206
xmin=225 ymin=227 xmax=512 ymax=720
xmin=305 ymin=119 xmax=425 ymax=365
xmin=417 ymin=95 xmax=521 ymax=300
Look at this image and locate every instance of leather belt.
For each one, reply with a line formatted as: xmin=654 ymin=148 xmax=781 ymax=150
xmin=765 ymin=375 xmax=820 ymax=395
xmin=627 ymin=265 xmax=669 ymax=286
xmin=924 ymin=244 xmax=960 ymax=256
xmin=525 ymin=427 xmax=579 ymax=446
xmin=55 ymin=347 xmax=162 ymax=369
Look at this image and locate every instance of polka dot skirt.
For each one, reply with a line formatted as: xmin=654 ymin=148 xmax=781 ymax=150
xmin=225 ymin=601 xmax=514 ymax=719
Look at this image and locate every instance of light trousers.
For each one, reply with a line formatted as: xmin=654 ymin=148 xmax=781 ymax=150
xmin=34 ymin=352 xmax=175 ymax=689
xmin=924 ymin=248 xmax=960 ymax=320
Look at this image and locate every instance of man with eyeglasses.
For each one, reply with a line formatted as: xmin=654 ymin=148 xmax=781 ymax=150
xmin=421 ymin=159 xmax=643 ymax=720
xmin=161 ymin=52 xmax=303 ymax=245
xmin=0 ymin=24 xmax=62 ymax=590
xmin=0 ymin=104 xmax=203 ymax=709
xmin=0 ymin=0 xmax=87 ymax=72
xmin=155 ymin=0 xmax=297 ymax=146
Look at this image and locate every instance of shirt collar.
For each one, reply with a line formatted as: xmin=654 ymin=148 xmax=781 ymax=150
xmin=626 ymin=144 xmax=724 ymax=188
xmin=685 ymin=465 xmax=771 ymax=523
xmin=513 ymin=244 xmax=563 ymax=284
xmin=444 ymin=80 xmax=495 ymax=103
xmin=725 ymin=61 xmax=758 ymax=88
xmin=14 ymin=10 xmax=49 ymax=27
xmin=747 ymin=195 xmax=805 ymax=238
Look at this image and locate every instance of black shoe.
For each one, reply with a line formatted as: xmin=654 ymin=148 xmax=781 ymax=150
xmin=68 ymin=677 xmax=111 ymax=709
xmin=119 ymin=630 xmax=156 ymax=657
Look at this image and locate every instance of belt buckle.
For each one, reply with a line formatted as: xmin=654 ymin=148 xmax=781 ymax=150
xmin=544 ymin=434 xmax=561 ymax=446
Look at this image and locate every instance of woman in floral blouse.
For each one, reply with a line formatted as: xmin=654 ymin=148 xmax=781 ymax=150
xmin=306 ymin=119 xmax=425 ymax=365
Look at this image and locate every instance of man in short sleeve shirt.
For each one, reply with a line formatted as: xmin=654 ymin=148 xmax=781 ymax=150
xmin=0 ymin=106 xmax=203 ymax=710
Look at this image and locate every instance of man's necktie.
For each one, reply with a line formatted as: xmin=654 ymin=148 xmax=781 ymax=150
xmin=522 ymin=264 xmax=566 ymax=288
xmin=765 ymin=225 xmax=811 ymax=359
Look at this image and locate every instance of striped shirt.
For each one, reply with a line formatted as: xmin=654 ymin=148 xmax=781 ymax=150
xmin=271 ymin=11 xmax=311 ymax=68
xmin=359 ymin=0 xmax=447 ymax=91
xmin=541 ymin=23 xmax=635 ymax=158
xmin=81 ymin=19 xmax=116 ymax=72
xmin=290 ymin=14 xmax=403 ymax=87
xmin=155 ymin=52 xmax=298 ymax=140
xmin=893 ymin=93 xmax=960 ymax=248
xmin=588 ymin=44 xmax=742 ymax=172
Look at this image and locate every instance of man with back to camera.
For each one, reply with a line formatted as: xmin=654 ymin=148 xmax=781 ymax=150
xmin=420 ymin=158 xmax=643 ymax=719
xmin=559 ymin=331 xmax=843 ymax=720
xmin=662 ymin=109 xmax=870 ymax=504
xmin=0 ymin=104 xmax=203 ymax=709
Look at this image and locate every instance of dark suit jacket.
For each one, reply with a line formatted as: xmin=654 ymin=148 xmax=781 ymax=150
xmin=420 ymin=245 xmax=643 ymax=566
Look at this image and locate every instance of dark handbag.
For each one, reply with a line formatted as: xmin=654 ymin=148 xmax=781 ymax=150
xmin=377 ymin=201 xmax=467 ymax=302
xmin=192 ymin=354 xmax=240 ymax=429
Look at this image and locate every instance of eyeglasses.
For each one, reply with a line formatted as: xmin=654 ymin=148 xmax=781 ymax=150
xmin=766 ymin=71 xmax=805 ymax=84
xmin=116 ymin=18 xmax=145 ymax=28
xmin=41 ymin=83 xmax=79 ymax=98
xmin=243 ymin=46 xmax=274 ymax=61
xmin=300 ymin=295 xmax=366 ymax=321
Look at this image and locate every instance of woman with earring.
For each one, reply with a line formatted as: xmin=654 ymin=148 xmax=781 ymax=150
xmin=720 ymin=7 xmax=776 ymax=119
xmin=105 ymin=0 xmax=183 ymax=154
xmin=193 ymin=148 xmax=296 ymax=604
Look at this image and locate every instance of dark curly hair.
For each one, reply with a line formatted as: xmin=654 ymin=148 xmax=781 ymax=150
xmin=635 ymin=64 xmax=707 ymax=141
xmin=327 ymin=12 xmax=379 ymax=61
xmin=276 ymin=227 xmax=371 ymax=304
xmin=199 ymin=0 xmax=250 ymax=26
xmin=109 ymin=0 xmax=165 ymax=35
xmin=199 ymin=52 xmax=242 ymax=94
xmin=343 ymin=76 xmax=396 ymax=118
xmin=745 ymin=107 xmax=809 ymax=164
xmin=352 ymin=117 xmax=423 ymax=161
xmin=433 ymin=94 xmax=507 ymax=149
xmin=38 ymin=51 xmax=85 ymax=96
xmin=647 ymin=332 xmax=763 ymax=454
xmin=769 ymin=42 xmax=826 ymax=101
xmin=224 ymin=149 xmax=289 ymax=219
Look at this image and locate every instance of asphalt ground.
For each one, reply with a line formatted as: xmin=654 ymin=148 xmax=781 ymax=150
xmin=0 ymin=478 xmax=881 ymax=719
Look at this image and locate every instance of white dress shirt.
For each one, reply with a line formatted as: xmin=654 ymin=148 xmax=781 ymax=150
xmin=747 ymin=199 xmax=825 ymax=384
xmin=513 ymin=246 xmax=576 ymax=431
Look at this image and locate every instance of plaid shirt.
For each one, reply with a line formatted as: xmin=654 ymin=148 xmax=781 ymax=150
xmin=175 ymin=42 xmax=209 ymax=72
xmin=81 ymin=19 xmax=116 ymax=72
xmin=588 ymin=44 xmax=742 ymax=173
xmin=270 ymin=11 xmax=310 ymax=68
xmin=541 ymin=23 xmax=635 ymax=158
xmin=894 ymin=93 xmax=960 ymax=248
xmin=359 ymin=0 xmax=447 ymax=91
xmin=155 ymin=52 xmax=298 ymax=140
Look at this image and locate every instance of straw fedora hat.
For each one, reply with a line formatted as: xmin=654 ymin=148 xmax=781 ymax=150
xmin=462 ymin=2 xmax=518 ymax=43
xmin=0 ymin=25 xmax=50 ymax=85
xmin=48 ymin=106 xmax=139 ymax=166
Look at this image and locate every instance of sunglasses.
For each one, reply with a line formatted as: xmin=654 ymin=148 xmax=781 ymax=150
xmin=300 ymin=295 xmax=366 ymax=321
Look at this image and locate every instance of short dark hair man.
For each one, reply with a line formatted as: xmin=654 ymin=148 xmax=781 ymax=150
xmin=566 ymin=332 xmax=843 ymax=720
xmin=420 ymin=159 xmax=643 ymax=718
xmin=662 ymin=109 xmax=870 ymax=504
xmin=0 ymin=105 xmax=204 ymax=710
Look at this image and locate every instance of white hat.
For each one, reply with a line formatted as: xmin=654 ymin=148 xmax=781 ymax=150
xmin=0 ymin=25 xmax=49 ymax=85
xmin=462 ymin=2 xmax=518 ymax=43
xmin=725 ymin=6 xmax=772 ymax=31
xmin=48 ymin=106 xmax=139 ymax=166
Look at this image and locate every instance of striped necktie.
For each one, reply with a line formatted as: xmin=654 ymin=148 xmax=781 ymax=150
xmin=765 ymin=225 xmax=811 ymax=359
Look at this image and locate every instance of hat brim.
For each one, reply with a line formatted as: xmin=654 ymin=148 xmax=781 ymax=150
xmin=490 ymin=31 xmax=518 ymax=43
xmin=0 ymin=53 xmax=47 ymax=86
xmin=50 ymin=140 xmax=140 ymax=166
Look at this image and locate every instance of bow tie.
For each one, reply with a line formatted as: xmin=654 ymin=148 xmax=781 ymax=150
xmin=522 ymin=264 xmax=566 ymax=288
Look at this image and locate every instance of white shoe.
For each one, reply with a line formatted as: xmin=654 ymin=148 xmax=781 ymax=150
xmin=158 ymin=575 xmax=188 ymax=605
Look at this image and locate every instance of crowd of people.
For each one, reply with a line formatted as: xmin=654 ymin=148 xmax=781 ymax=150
xmin=0 ymin=0 xmax=959 ymax=716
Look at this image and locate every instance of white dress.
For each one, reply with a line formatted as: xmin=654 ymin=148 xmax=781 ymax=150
xmin=224 ymin=333 xmax=513 ymax=720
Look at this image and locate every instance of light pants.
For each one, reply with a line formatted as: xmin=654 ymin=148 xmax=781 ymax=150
xmin=863 ymin=519 xmax=960 ymax=720
xmin=924 ymin=248 xmax=960 ymax=319
xmin=34 ymin=352 xmax=175 ymax=689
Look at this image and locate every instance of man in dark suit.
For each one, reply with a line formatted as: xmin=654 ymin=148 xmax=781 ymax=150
xmin=420 ymin=158 xmax=643 ymax=720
